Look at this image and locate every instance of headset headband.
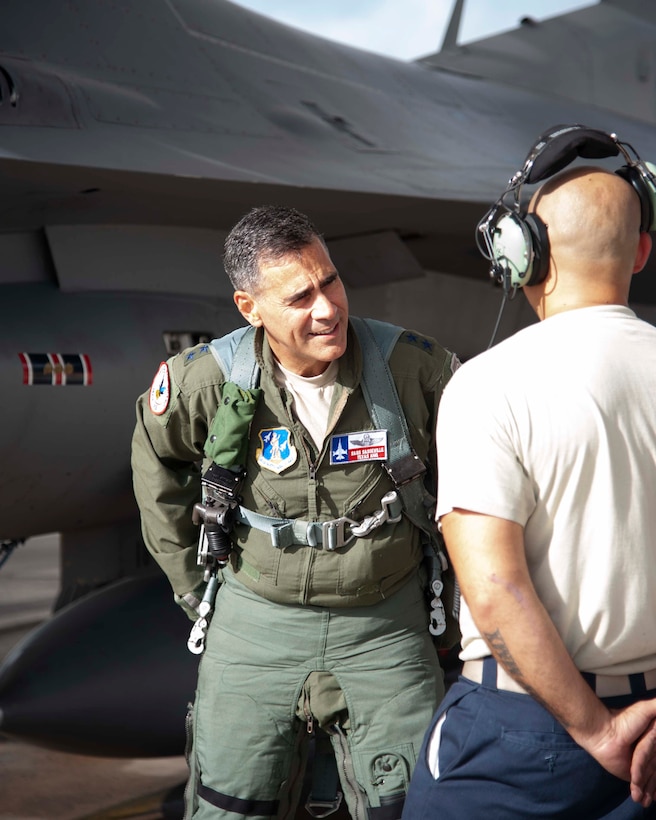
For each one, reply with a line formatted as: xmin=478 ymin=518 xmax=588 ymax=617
xmin=518 ymin=125 xmax=619 ymax=186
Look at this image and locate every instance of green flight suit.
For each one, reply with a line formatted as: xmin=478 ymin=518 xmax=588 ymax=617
xmin=131 ymin=320 xmax=456 ymax=820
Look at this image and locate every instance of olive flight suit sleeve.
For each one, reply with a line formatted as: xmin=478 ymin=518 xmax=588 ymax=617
xmin=131 ymin=347 xmax=224 ymax=605
xmin=386 ymin=330 xmax=459 ymax=475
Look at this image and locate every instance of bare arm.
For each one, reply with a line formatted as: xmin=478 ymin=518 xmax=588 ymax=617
xmin=442 ymin=509 xmax=656 ymax=806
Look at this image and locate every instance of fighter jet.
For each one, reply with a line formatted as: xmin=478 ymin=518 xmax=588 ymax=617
xmin=2 ymin=0 xmax=656 ymax=760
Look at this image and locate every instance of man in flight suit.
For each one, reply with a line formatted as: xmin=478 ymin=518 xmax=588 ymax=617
xmin=131 ymin=205 xmax=458 ymax=819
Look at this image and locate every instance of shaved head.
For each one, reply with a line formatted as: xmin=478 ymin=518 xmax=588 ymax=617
xmin=524 ymin=167 xmax=651 ymax=316
xmin=531 ymin=167 xmax=641 ymax=272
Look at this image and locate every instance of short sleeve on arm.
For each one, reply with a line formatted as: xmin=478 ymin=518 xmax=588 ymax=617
xmin=435 ymin=364 xmax=536 ymax=526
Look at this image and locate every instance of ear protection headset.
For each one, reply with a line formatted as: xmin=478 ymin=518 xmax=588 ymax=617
xmin=476 ymin=124 xmax=656 ymax=295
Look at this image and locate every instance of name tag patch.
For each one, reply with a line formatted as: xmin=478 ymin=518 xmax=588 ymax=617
xmin=330 ymin=430 xmax=388 ymax=465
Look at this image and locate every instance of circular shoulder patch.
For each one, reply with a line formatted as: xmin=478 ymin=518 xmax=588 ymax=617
xmin=149 ymin=362 xmax=170 ymax=416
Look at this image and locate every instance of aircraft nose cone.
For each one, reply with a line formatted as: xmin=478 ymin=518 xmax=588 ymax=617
xmin=0 ymin=574 xmax=198 ymax=757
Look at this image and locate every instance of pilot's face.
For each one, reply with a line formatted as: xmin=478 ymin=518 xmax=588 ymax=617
xmin=234 ymin=237 xmax=349 ymax=377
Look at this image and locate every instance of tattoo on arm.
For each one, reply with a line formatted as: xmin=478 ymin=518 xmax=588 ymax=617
xmin=483 ymin=629 xmax=558 ymax=718
xmin=484 ymin=629 xmax=521 ymax=677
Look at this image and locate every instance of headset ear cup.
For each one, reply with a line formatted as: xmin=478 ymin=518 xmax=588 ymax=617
xmin=523 ymin=213 xmax=550 ymax=286
xmin=615 ymin=164 xmax=656 ymax=232
xmin=644 ymin=162 xmax=656 ymax=232
xmin=491 ymin=213 xmax=534 ymax=289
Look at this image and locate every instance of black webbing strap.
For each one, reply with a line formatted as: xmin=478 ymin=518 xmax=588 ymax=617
xmin=369 ymin=796 xmax=406 ymax=819
xmin=197 ymin=783 xmax=279 ymax=816
xmin=350 ymin=317 xmax=430 ymax=537
xmin=305 ymin=732 xmax=343 ymax=817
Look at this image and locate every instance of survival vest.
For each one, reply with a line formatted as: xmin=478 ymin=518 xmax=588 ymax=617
xmin=206 ymin=317 xmax=460 ymax=649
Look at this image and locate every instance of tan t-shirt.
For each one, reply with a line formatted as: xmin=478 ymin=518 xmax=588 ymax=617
xmin=275 ymin=360 xmax=338 ymax=449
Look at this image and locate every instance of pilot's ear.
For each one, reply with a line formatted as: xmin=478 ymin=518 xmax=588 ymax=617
xmin=633 ymin=231 xmax=653 ymax=274
xmin=234 ymin=290 xmax=262 ymax=327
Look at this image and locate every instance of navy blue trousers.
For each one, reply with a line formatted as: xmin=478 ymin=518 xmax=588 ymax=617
xmin=403 ymin=660 xmax=656 ymax=819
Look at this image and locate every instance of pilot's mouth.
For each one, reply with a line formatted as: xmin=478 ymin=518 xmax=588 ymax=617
xmin=310 ymin=323 xmax=338 ymax=337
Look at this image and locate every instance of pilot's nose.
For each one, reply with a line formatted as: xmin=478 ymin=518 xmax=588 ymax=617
xmin=311 ymin=292 xmax=337 ymax=320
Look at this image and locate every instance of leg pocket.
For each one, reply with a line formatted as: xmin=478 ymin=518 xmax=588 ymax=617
xmin=354 ymin=744 xmax=415 ymax=809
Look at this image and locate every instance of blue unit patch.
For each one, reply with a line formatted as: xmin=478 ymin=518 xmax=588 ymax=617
xmin=256 ymin=427 xmax=298 ymax=474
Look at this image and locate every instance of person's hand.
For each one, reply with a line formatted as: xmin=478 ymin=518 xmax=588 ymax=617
xmin=630 ymin=716 xmax=656 ymax=807
xmin=584 ymin=700 xmax=656 ymax=806
xmin=174 ymin=582 xmax=207 ymax=621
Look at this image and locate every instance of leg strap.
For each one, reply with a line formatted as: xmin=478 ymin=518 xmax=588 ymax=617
xmin=197 ymin=783 xmax=279 ymax=816
xmin=305 ymin=729 xmax=344 ymax=818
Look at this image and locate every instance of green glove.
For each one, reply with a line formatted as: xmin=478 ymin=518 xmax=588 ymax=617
xmin=205 ymin=381 xmax=262 ymax=468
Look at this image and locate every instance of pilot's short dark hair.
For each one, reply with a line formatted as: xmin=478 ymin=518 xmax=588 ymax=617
xmin=223 ymin=205 xmax=325 ymax=293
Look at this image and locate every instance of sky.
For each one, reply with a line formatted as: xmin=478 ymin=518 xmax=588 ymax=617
xmin=230 ymin=0 xmax=595 ymax=61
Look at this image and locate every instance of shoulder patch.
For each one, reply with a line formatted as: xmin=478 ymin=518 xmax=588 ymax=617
xmin=149 ymin=362 xmax=170 ymax=415
xmin=399 ymin=330 xmax=434 ymax=353
xmin=183 ymin=343 xmax=212 ymax=367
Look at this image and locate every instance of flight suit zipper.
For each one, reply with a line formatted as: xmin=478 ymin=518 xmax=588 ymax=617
xmin=300 ymin=435 xmax=319 ymax=605
xmin=279 ymin=387 xmax=319 ymax=604
xmin=281 ymin=379 xmax=354 ymax=604
xmin=330 ymin=722 xmax=365 ymax=820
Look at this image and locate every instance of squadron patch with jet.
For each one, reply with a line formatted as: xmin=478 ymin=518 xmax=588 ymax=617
xmin=330 ymin=430 xmax=388 ymax=465
xmin=149 ymin=362 xmax=170 ymax=415
xmin=19 ymin=353 xmax=93 ymax=386
xmin=256 ymin=427 xmax=297 ymax=474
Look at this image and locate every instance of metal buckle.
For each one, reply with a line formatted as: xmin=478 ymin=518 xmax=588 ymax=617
xmin=305 ymin=793 xmax=344 ymax=818
xmin=428 ymin=579 xmax=446 ymax=636
xmin=350 ymin=490 xmax=402 ymax=537
xmin=321 ymin=517 xmax=357 ymax=551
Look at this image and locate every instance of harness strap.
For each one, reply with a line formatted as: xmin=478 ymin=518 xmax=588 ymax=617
xmin=305 ymin=733 xmax=343 ymax=818
xmin=351 ymin=317 xmax=450 ymax=637
xmin=350 ymin=317 xmax=431 ymax=532
xmin=237 ymin=491 xmax=403 ymax=550
xmin=210 ymin=325 xmax=260 ymax=387
xmin=350 ymin=317 xmax=408 ymax=462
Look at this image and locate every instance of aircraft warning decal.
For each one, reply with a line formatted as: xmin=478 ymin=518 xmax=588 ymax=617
xmin=19 ymin=353 xmax=93 ymax=386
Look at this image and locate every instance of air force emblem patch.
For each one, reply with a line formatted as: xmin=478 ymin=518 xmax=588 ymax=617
xmin=256 ymin=427 xmax=298 ymax=474
xmin=330 ymin=430 xmax=388 ymax=465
